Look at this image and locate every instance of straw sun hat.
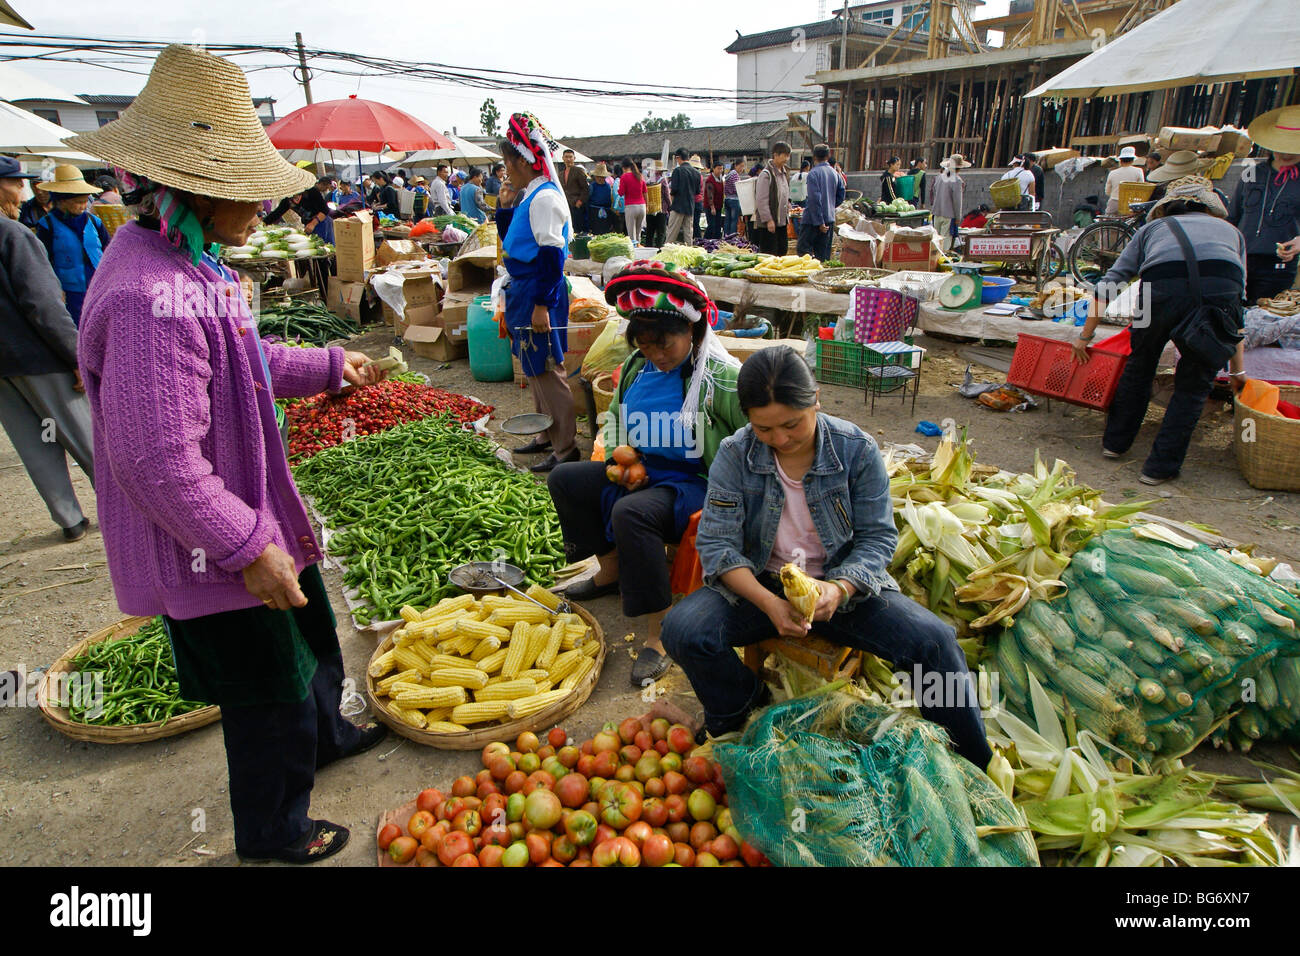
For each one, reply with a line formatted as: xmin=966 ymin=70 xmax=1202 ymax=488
xmin=64 ymin=44 xmax=314 ymax=203
xmin=1147 ymin=149 xmax=1214 ymax=183
xmin=36 ymin=164 xmax=101 ymax=196
xmin=1147 ymin=175 xmax=1227 ymax=220
xmin=1248 ymin=105 xmax=1300 ymax=155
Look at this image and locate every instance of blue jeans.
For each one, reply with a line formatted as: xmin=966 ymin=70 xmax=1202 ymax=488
xmin=723 ymin=197 xmax=740 ymax=236
xmin=661 ymin=575 xmax=994 ymax=767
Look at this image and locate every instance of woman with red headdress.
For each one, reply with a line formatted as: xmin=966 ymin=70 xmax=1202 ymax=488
xmin=495 ymin=112 xmax=579 ymax=472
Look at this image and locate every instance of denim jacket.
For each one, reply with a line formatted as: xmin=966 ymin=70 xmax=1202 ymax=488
xmin=696 ymin=413 xmax=899 ymax=608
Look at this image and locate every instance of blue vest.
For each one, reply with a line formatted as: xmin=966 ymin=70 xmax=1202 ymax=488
xmin=44 ymin=212 xmax=103 ymax=294
xmin=503 ymin=180 xmax=570 ymax=264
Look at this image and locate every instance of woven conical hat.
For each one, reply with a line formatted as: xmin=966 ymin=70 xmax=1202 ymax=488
xmin=64 ymin=45 xmax=314 ymax=203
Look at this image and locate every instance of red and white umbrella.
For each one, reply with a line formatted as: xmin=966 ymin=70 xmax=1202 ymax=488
xmin=266 ymin=95 xmax=453 ymax=153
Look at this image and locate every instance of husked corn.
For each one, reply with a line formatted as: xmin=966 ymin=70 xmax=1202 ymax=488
xmin=518 ymin=669 xmax=550 ymax=682
xmin=470 ymin=635 xmax=502 ymax=661
xmin=506 ymin=689 xmax=571 ymax=719
xmin=533 ymin=680 xmax=554 ymax=693
xmin=426 ymin=667 xmax=489 ymax=690
xmin=408 ymin=639 xmax=438 ymax=663
xmin=451 ymin=700 xmax=511 ymax=724
xmin=392 ymin=646 xmax=428 ymax=676
xmin=478 ymin=595 xmax=520 ymax=612
xmin=502 ymin=621 xmax=531 ymax=679
xmin=393 ymin=685 xmax=468 ymax=709
xmin=561 ymin=656 xmax=596 ymax=690
xmin=427 ymin=721 xmax=470 ymax=733
xmin=581 ymin=638 xmax=600 ymax=658
xmin=399 ymin=605 xmax=422 ymax=624
xmin=455 ymin=619 xmax=511 ymax=642
xmin=427 ymin=653 xmax=471 ymax=670
xmin=437 ymin=634 xmax=480 ymax=657
xmin=487 ymin=605 xmax=551 ymax=627
xmin=420 ymin=594 xmax=475 ymax=619
xmin=524 ymin=624 xmax=551 ymax=669
xmin=387 ymin=703 xmax=427 ymax=729
xmin=475 ymin=678 xmax=539 ymax=702
xmin=476 ymin=648 xmax=508 ymax=674
xmin=368 ymin=648 xmax=396 ymax=678
xmin=548 ymin=649 xmax=583 ymax=684
xmin=376 ymin=667 xmax=421 ymax=694
xmin=537 ymin=627 xmax=565 ymax=670
xmin=525 ymin=584 xmax=563 ymax=611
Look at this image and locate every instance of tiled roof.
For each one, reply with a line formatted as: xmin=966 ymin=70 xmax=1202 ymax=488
xmin=724 ymin=17 xmax=926 ymax=54
xmin=563 ymin=119 xmax=821 ymax=162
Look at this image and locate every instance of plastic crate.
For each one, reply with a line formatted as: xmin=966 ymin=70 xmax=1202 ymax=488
xmin=816 ymin=337 xmax=914 ymax=388
xmin=1006 ymin=333 xmax=1128 ymax=411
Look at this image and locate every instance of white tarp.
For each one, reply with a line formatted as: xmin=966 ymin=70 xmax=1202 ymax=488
xmin=1027 ymin=0 xmax=1300 ymax=98
xmin=0 ymin=100 xmax=81 ymax=153
xmin=0 ymin=63 xmax=86 ymax=104
xmin=399 ymin=135 xmax=501 ymax=168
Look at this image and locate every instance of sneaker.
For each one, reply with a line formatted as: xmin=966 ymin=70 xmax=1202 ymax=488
xmin=1101 ymin=448 xmax=1122 ymax=459
xmin=630 ymin=646 xmax=671 ymax=686
xmin=1138 ymin=472 xmax=1173 ymax=486
xmin=61 ymin=519 xmax=89 ymax=542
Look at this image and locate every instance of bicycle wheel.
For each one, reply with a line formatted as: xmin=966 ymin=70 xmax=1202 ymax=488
xmin=1045 ymin=244 xmax=1066 ymax=281
xmin=1069 ymin=221 xmax=1135 ymax=288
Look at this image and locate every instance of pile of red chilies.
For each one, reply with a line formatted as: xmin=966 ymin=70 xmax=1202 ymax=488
xmin=286 ymin=381 xmax=494 ymax=459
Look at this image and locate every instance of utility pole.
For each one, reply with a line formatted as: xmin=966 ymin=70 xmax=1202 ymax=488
xmin=295 ymin=32 xmax=313 ymax=104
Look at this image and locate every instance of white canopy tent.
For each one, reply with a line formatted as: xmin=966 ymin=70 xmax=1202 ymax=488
xmin=1028 ymin=0 xmax=1300 ymax=98
xmin=0 ymin=0 xmax=32 ymax=29
xmin=0 ymin=100 xmax=86 ymax=155
xmin=279 ymin=148 xmax=407 ymax=179
xmin=0 ymin=63 xmax=87 ymax=105
xmin=398 ymin=135 xmax=501 ymax=169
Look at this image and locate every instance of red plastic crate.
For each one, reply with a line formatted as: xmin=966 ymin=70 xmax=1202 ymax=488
xmin=1006 ymin=333 xmax=1128 ymax=411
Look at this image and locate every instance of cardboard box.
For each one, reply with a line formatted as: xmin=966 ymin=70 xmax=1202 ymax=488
xmin=1034 ymin=147 xmax=1081 ymax=169
xmin=339 ymin=281 xmax=380 ymax=324
xmin=375 ymin=239 xmax=429 ymax=268
xmin=880 ymin=227 xmax=939 ymax=273
xmin=393 ymin=302 xmax=439 ymax=340
xmin=448 ymin=247 xmax=497 ymax=292
xmin=404 ymin=322 xmax=467 ymax=361
xmin=1216 ymin=127 xmax=1253 ymax=158
xmin=1157 ymin=126 xmax=1222 ymax=152
xmin=840 ymin=235 xmax=878 ymax=268
xmin=334 ymin=211 xmax=375 ymax=281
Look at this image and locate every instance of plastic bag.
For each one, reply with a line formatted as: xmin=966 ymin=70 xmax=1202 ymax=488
xmin=580 ymin=317 xmax=631 ymax=379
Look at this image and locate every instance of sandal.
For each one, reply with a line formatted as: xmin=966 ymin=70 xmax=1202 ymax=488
xmin=239 ymin=819 xmax=350 ymax=865
xmin=630 ymin=647 xmax=671 ymax=686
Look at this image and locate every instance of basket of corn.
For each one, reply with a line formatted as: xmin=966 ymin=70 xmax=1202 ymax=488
xmin=364 ymin=589 xmax=605 ymax=749
xmin=740 ymin=254 xmax=823 ymax=285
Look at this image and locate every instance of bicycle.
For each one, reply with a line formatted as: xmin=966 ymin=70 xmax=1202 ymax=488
xmin=1067 ymin=201 xmax=1156 ymax=288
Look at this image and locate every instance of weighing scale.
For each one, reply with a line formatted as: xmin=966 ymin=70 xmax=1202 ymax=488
xmin=937 ymin=262 xmax=984 ymax=311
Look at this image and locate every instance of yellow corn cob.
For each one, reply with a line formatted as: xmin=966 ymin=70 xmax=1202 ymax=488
xmin=375 ymin=667 xmax=421 ymax=695
xmin=470 ymin=635 xmax=502 ymax=661
xmin=436 ymin=634 xmax=481 ymax=657
xmin=548 ymin=649 xmax=583 ymax=684
xmin=399 ymin=605 xmax=422 ymax=624
xmin=409 ymin=639 xmax=439 ymax=663
xmin=390 ymin=626 xmax=414 ymax=646
xmin=537 ymin=626 xmax=565 ymax=671
xmin=389 ymin=680 xmax=435 ymax=696
xmin=501 ymin=622 xmax=530 ymax=679
xmin=427 ymin=721 xmax=470 ymax=734
xmin=455 ymin=619 xmax=511 ymax=642
xmin=420 ymin=594 xmax=475 ymax=619
xmin=426 ymin=653 xmax=471 ymax=670
xmin=426 ymin=667 xmax=490 ymax=690
xmin=476 ymin=648 xmax=508 ymax=674
xmin=392 ymin=646 xmax=429 ymax=676
xmin=525 ymin=584 xmax=563 ymax=611
xmin=424 ymin=707 xmax=453 ymax=723
xmin=518 ymin=668 xmax=550 ymax=682
xmin=561 ymin=656 xmax=596 ymax=690
xmin=368 ymin=648 xmax=396 ymax=678
xmin=387 ymin=703 xmax=427 ymax=729
xmin=475 ymin=678 xmax=539 ymax=702
xmin=451 ymin=700 xmax=511 ymax=724
xmin=780 ymin=563 xmax=819 ymax=620
xmin=487 ymin=605 xmax=551 ymax=627
xmin=506 ymin=689 xmax=571 ymax=719
xmin=580 ymin=638 xmax=600 ymax=658
xmin=533 ymin=680 xmax=554 ymax=693
xmin=523 ymin=624 xmax=551 ymax=670
xmin=393 ymin=685 xmax=468 ymax=709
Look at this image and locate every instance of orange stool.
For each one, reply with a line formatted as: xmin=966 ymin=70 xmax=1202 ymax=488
xmin=669 ymin=510 xmax=704 ymax=597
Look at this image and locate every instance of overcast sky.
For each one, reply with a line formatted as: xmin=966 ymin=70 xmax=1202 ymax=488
xmin=3 ymin=1 xmax=1012 ymax=137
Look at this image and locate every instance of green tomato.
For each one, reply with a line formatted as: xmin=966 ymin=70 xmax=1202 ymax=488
xmin=506 ymin=792 xmax=526 ymax=823
xmin=501 ymin=841 xmax=530 ymax=867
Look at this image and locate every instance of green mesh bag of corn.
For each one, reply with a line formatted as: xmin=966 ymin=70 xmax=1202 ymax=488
xmin=713 ymin=693 xmax=1038 ymax=867
xmin=993 ymin=528 xmax=1300 ymax=759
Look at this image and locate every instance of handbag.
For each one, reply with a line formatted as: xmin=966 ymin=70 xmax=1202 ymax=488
xmin=1164 ymin=218 xmax=1243 ymax=370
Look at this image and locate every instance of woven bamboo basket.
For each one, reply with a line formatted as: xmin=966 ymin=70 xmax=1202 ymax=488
xmin=1234 ymin=384 xmax=1300 ymax=492
xmin=592 ymin=373 xmax=616 ymax=416
xmin=95 ymin=203 xmax=133 ymax=236
xmin=38 ymin=616 xmax=221 ymax=744
xmin=739 ymin=268 xmax=809 ymax=285
xmin=364 ymin=602 xmax=606 ymax=749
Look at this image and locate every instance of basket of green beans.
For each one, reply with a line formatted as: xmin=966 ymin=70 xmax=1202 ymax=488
xmin=38 ymin=616 xmax=219 ymax=743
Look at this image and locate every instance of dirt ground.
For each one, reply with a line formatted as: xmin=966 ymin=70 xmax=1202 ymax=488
xmin=1 ymin=327 xmax=1297 ymax=866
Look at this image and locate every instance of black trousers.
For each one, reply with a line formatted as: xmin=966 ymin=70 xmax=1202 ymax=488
xmin=753 ymin=221 xmax=789 ymax=256
xmin=1245 ymin=254 xmax=1298 ymax=304
xmin=1103 ymin=280 xmax=1242 ymax=479
xmin=645 ymin=212 xmax=667 ymax=248
xmin=220 ymin=649 xmax=361 ymax=855
xmin=548 ymin=460 xmax=678 ymax=617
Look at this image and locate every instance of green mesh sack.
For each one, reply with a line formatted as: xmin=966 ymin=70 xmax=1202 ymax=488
xmin=992 ymin=530 xmax=1300 ymax=759
xmin=713 ymin=693 xmax=1038 ymax=867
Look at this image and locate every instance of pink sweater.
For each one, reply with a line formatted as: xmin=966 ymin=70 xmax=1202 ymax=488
xmin=78 ymin=222 xmax=346 ymax=620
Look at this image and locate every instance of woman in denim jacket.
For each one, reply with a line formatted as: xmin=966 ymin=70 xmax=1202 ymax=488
xmin=660 ymin=347 xmax=993 ymax=766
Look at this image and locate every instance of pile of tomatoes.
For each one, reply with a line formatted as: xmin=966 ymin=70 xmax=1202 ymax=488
xmin=286 ymin=381 xmax=493 ymax=459
xmin=377 ymin=718 xmax=771 ymax=867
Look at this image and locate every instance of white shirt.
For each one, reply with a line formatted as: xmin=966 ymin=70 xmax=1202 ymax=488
xmin=427 ymin=176 xmax=453 ymax=215
xmin=1105 ymin=165 xmax=1146 ymax=198
xmin=522 ymin=176 xmax=572 ymax=248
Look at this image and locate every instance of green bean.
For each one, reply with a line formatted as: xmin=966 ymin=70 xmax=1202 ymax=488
xmin=65 ymin=618 xmax=208 ymax=726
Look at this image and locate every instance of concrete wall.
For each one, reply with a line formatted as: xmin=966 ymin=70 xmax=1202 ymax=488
xmin=845 ymin=161 xmax=1252 ymax=223
xmin=735 ymin=44 xmax=829 ymax=123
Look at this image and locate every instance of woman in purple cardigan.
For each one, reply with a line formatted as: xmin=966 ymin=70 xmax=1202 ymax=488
xmin=68 ymin=45 xmax=388 ymax=864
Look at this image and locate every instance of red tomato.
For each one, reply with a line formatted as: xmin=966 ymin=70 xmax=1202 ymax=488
xmin=547 ymin=727 xmax=568 ymax=748
xmin=504 ymin=770 xmax=528 ymax=794
xmin=452 ymin=853 xmax=479 ymax=866
xmin=624 ymin=821 xmax=653 ymax=847
xmin=388 ymin=835 xmax=419 ymax=865
xmin=612 ymin=445 xmax=639 ymax=466
xmin=478 ymin=845 xmax=505 ymax=867
xmin=525 ymin=830 xmax=553 ymax=864
xmin=415 ymin=847 xmax=441 ymax=867
xmin=592 ymin=836 xmax=641 ymax=867
xmin=415 ymin=788 xmax=444 ymax=815
xmin=739 ymin=840 xmax=769 ymax=867
xmin=516 ymin=731 xmax=540 ymax=754
xmin=437 ymin=830 xmax=474 ymax=866
xmin=407 ymin=810 xmax=435 ymax=840
xmin=709 ymin=833 xmax=740 ymax=861
xmin=451 ymin=775 xmax=476 ymax=798
xmin=522 ymin=770 xmax=556 ymax=795
xmin=641 ymin=797 xmax=668 ymax=828
xmin=689 ymin=821 xmax=717 ymax=851
xmin=377 ymin=823 xmax=402 ymax=851
xmin=642 ymin=833 xmax=675 ymax=867
xmin=673 ymin=842 xmax=696 ymax=866
xmin=453 ymin=809 xmax=482 ymax=837
xmin=551 ymin=833 xmax=579 ymax=864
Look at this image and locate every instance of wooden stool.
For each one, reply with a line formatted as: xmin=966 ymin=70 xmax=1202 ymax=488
xmin=743 ymin=634 xmax=865 ymax=683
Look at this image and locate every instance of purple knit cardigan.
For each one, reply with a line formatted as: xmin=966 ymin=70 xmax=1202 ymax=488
xmin=78 ymin=222 xmax=346 ymax=620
